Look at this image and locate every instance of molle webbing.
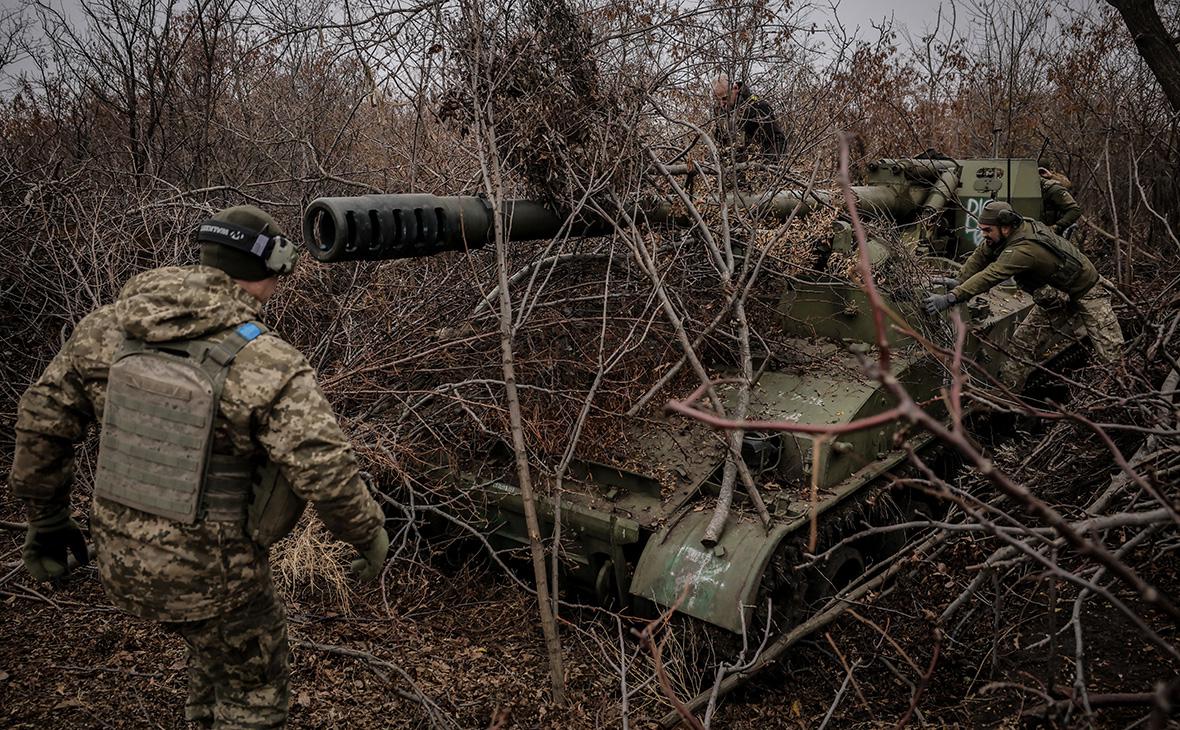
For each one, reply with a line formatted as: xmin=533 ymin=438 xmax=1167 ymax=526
xmin=204 ymin=453 xmax=254 ymax=522
xmin=1011 ymin=221 xmax=1084 ymax=290
xmin=94 ymin=322 xmax=267 ymax=524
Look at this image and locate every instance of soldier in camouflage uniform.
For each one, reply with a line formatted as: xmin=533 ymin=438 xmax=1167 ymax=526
xmin=924 ymin=200 xmax=1123 ymax=388
xmin=1039 ymin=166 xmax=1083 ymax=237
xmin=10 ymin=205 xmax=390 ymax=728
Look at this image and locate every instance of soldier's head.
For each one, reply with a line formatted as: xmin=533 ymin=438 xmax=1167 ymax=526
xmin=1038 ymin=165 xmax=1072 ymax=190
xmin=711 ymin=74 xmax=739 ymax=109
xmin=197 ymin=205 xmax=298 ymax=302
xmin=977 ymin=200 xmax=1021 ymax=243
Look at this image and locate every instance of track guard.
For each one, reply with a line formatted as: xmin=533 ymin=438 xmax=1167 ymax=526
xmin=631 ymin=513 xmax=792 ymax=633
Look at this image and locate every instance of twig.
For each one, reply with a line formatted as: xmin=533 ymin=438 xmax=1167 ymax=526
xmin=474 ymin=83 xmax=566 ymax=702
xmin=818 ymin=657 xmax=861 ymax=730
xmin=658 ymin=528 xmax=949 ymax=727
xmin=634 ymin=608 xmax=706 ymax=730
xmin=824 ymin=632 xmax=873 ymax=716
xmin=846 ymin=609 xmax=920 ymax=673
xmin=292 ymin=639 xmax=456 ymax=729
xmin=895 ymin=628 xmax=941 ymax=729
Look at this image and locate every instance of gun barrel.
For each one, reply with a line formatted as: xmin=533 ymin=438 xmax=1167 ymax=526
xmin=303 ymin=184 xmax=928 ymax=263
xmin=922 ymin=169 xmax=962 ymax=213
xmin=869 ymin=158 xmax=958 ymax=181
xmin=303 ymin=194 xmax=593 ymax=263
xmin=303 ymin=194 xmax=486 ymax=262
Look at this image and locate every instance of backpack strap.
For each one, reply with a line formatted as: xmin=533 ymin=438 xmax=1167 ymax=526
xmin=111 ymin=337 xmax=147 ymax=363
xmin=198 ymin=321 xmax=269 ymax=522
xmin=205 ymin=321 xmax=268 ymax=368
xmin=192 ymin=321 xmax=269 ymax=401
xmin=130 ymin=320 xmax=269 ymax=418
xmin=1007 ymin=223 xmax=1086 ymax=291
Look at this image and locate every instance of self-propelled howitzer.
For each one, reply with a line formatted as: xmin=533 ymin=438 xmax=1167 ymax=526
xmin=303 ymin=158 xmax=981 ymax=263
xmin=303 ymin=156 xmax=1045 ymax=265
xmin=302 ymin=157 xmax=1070 ymax=634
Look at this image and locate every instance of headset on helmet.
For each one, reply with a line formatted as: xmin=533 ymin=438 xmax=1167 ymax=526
xmin=997 ymin=208 xmax=1021 ymax=227
xmin=982 ymin=201 xmax=1022 ymax=228
xmin=196 ymin=220 xmax=298 ymax=276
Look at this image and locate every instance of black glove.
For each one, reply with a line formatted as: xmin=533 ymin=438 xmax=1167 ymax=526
xmin=929 ymin=276 xmax=960 ymax=289
xmin=22 ymin=509 xmax=89 ymax=581
xmin=923 ymin=291 xmax=957 ymax=315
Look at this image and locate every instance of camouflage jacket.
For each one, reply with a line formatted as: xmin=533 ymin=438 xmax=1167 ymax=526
xmin=953 ymin=220 xmax=1099 ymax=301
xmin=10 ymin=265 xmax=383 ymax=622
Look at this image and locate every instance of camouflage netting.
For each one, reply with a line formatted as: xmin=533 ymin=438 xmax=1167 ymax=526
xmin=438 ymin=0 xmax=649 ymax=208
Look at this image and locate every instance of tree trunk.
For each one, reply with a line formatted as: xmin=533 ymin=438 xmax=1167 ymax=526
xmin=1107 ymin=0 xmax=1180 ymax=113
xmin=478 ymin=113 xmax=567 ymax=705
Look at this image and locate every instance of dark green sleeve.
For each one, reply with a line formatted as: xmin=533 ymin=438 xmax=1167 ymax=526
xmin=953 ymin=246 xmax=1039 ymax=300
xmin=1051 ymin=187 xmax=1082 ymax=231
xmin=956 ymin=245 xmax=992 ymax=284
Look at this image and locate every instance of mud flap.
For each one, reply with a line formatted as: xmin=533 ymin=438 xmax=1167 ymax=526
xmin=630 ymin=513 xmax=792 ymax=633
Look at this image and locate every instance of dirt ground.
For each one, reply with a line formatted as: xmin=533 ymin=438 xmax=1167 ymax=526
xmin=2 ymin=406 xmax=1175 ymax=728
xmin=3 ymin=476 xmax=1178 ymax=730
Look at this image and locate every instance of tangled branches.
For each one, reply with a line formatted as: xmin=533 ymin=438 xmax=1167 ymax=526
xmin=439 ymin=0 xmax=648 ymax=207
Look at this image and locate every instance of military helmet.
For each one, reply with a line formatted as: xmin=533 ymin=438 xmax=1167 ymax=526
xmin=197 ymin=205 xmax=299 ymax=280
xmin=978 ymin=200 xmax=1021 ymax=228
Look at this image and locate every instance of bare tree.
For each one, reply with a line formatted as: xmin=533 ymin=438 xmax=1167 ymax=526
xmin=1107 ymin=0 xmax=1180 ymax=112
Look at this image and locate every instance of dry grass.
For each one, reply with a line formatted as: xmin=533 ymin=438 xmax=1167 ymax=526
xmin=271 ymin=516 xmax=356 ymax=613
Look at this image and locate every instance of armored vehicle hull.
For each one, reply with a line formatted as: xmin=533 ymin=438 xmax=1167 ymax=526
xmin=303 ymin=157 xmax=1085 ymax=633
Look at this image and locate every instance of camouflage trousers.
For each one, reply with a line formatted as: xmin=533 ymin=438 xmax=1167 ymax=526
xmin=1000 ymin=283 xmax=1125 ymax=388
xmin=162 ymin=586 xmax=290 ymax=729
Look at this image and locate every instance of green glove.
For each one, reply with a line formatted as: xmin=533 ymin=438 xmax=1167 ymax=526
xmin=351 ymin=527 xmax=390 ymax=581
xmin=929 ymin=275 xmax=960 ymax=289
xmin=23 ymin=509 xmax=89 ymax=581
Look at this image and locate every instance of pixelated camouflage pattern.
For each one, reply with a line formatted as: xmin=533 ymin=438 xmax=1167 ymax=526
xmin=10 ymin=265 xmax=382 ymax=622
xmin=164 ymin=584 xmax=289 ymax=729
xmin=1000 ymin=284 xmax=1125 ymax=386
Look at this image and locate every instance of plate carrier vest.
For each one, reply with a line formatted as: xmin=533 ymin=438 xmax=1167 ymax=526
xmin=1007 ymin=219 xmax=1087 ymax=292
xmin=93 ymin=321 xmax=306 ymax=546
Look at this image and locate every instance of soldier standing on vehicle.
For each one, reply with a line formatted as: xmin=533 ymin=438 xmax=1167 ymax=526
xmin=710 ymin=74 xmax=788 ymax=159
xmin=923 ymin=200 xmax=1123 ymax=387
xmin=10 ymin=205 xmax=390 ymax=728
xmin=1039 ymin=166 xmax=1082 ymax=237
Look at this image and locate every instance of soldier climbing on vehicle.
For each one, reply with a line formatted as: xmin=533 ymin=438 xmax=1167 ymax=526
xmin=923 ymin=200 xmax=1123 ymax=388
xmin=710 ymin=74 xmax=788 ymax=160
xmin=1039 ymin=166 xmax=1083 ymax=238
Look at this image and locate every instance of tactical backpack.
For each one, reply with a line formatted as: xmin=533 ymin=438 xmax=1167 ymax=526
xmin=93 ymin=321 xmax=306 ymax=546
